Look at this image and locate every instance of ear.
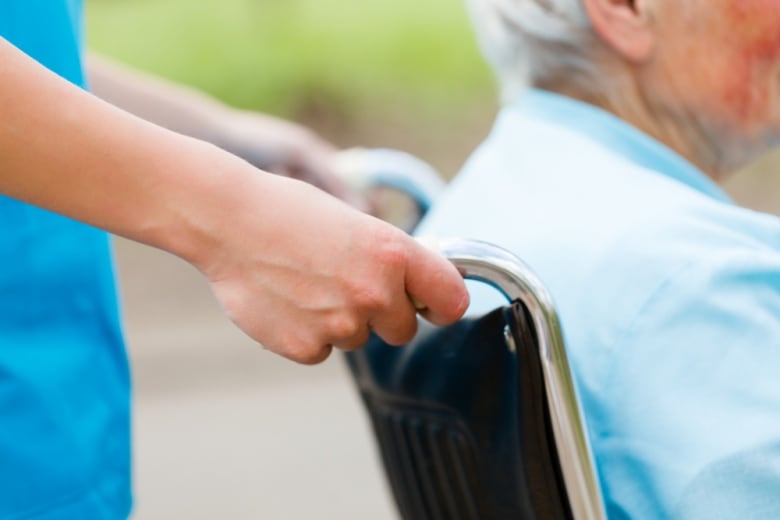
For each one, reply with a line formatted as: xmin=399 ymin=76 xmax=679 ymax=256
xmin=581 ymin=0 xmax=655 ymax=62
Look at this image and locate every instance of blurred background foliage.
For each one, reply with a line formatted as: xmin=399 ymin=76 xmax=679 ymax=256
xmin=86 ymin=0 xmax=779 ymax=211
xmin=86 ymin=0 xmax=497 ymax=173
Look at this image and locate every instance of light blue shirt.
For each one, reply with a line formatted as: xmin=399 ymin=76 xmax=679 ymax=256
xmin=417 ymin=89 xmax=780 ymax=519
xmin=0 ymin=1 xmax=131 ymax=518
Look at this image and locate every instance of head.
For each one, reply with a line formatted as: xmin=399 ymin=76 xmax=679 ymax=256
xmin=467 ymin=0 xmax=780 ymax=178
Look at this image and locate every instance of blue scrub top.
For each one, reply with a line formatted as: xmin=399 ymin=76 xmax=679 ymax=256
xmin=0 ymin=1 xmax=132 ymax=518
xmin=418 ymin=89 xmax=780 ymax=518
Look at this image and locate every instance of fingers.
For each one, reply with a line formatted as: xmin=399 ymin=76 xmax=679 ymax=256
xmin=331 ymin=232 xmax=466 ymax=350
xmin=324 ymin=231 xmax=451 ymax=350
xmin=405 ymin=239 xmax=469 ymax=326
xmin=328 ymin=298 xmax=419 ymax=351
xmin=205 ymin=174 xmax=466 ymax=365
xmin=328 ymin=293 xmax=419 ymax=351
xmin=369 ymin=293 xmax=419 ymax=346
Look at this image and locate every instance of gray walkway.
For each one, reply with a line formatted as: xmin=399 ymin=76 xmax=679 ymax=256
xmin=115 ymin=237 xmax=397 ymax=519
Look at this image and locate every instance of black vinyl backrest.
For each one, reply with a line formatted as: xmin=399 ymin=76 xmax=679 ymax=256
xmin=346 ymin=301 xmax=573 ymax=520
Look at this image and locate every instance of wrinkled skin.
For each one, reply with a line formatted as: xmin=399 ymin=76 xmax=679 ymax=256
xmin=639 ymin=0 xmax=780 ymax=173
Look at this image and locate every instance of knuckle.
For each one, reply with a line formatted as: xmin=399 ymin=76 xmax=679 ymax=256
xmin=274 ymin=330 xmax=332 ymax=365
xmin=354 ymin=286 xmax=393 ymax=312
xmin=326 ymin=313 xmax=363 ymax=341
xmin=335 ymin=328 xmax=371 ymax=352
xmin=372 ymin=227 xmax=410 ymax=269
xmin=291 ymin=343 xmax=332 ymax=365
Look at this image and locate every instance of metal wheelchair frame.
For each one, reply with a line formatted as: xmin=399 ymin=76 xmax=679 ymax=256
xmin=438 ymin=238 xmax=605 ymax=520
xmin=338 ymin=148 xmax=606 ymax=519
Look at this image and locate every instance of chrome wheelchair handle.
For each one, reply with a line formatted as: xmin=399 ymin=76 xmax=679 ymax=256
xmin=439 ymin=238 xmax=607 ymax=520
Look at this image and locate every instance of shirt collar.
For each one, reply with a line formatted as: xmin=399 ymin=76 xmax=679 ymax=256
xmin=511 ymin=89 xmax=733 ymax=205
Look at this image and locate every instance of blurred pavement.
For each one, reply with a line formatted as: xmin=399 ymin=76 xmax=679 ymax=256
xmin=114 ymin=237 xmax=397 ymax=519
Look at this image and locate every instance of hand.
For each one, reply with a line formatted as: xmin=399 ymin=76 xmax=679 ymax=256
xmin=1 ymin=42 xmax=465 ymax=366
xmin=222 ymin=111 xmax=367 ymax=210
xmin=195 ymin=174 xmax=469 ymax=364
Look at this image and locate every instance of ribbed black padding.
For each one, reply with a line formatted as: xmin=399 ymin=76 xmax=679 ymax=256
xmin=368 ymin=404 xmax=480 ymax=520
xmin=346 ymin=302 xmax=572 ymax=520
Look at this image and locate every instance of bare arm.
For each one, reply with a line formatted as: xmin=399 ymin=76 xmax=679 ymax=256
xmin=86 ymin=52 xmax=359 ymax=204
xmin=0 ymin=38 xmax=468 ymax=363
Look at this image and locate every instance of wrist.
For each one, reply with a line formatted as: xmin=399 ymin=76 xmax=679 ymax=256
xmin=141 ymin=135 xmax=264 ymax=273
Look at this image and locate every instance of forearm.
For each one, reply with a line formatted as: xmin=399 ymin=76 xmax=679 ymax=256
xmin=0 ymin=39 xmax=249 ymax=266
xmin=0 ymin=38 xmax=468 ymax=361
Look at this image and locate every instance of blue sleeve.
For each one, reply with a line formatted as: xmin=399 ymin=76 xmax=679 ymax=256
xmin=0 ymin=0 xmax=85 ymax=87
xmin=594 ymin=250 xmax=780 ymax=519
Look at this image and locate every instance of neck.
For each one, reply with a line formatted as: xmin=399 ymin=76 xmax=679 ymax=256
xmin=538 ymin=67 xmax=742 ymax=183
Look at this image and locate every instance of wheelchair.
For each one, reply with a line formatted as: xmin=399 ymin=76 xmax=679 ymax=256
xmin=335 ymin=149 xmax=607 ymax=520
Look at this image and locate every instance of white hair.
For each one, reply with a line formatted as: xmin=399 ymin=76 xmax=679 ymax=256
xmin=466 ymin=0 xmax=603 ymax=103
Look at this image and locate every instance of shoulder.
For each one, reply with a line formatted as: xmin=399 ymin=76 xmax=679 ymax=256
xmin=575 ymin=199 xmax=780 ymax=356
xmin=618 ymin=237 xmax=780 ymax=339
xmin=593 ymin=231 xmax=780 ymax=518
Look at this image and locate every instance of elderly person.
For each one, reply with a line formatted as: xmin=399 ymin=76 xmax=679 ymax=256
xmin=417 ymin=0 xmax=780 ymax=518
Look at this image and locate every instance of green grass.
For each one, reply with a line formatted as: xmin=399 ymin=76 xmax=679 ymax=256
xmin=86 ymin=0 xmax=495 ymax=120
